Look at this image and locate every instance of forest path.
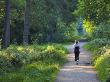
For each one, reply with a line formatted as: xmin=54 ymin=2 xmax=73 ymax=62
xmin=55 ymin=42 xmax=99 ymax=82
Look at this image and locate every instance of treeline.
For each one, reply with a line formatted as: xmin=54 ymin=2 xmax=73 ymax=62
xmin=0 ymin=1 xmax=74 ymax=81
xmin=78 ymin=0 xmax=110 ymax=82
xmin=0 ymin=0 xmax=78 ymax=49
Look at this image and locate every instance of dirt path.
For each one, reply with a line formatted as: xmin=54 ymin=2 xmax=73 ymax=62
xmin=55 ymin=42 xmax=99 ymax=82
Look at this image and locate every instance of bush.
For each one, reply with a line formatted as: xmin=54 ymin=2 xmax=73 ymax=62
xmin=84 ymin=38 xmax=110 ymax=52
xmin=94 ymin=46 xmax=110 ymax=82
xmin=92 ymin=23 xmax=110 ymax=39
xmin=84 ymin=43 xmax=110 ymax=82
xmin=64 ymin=35 xmax=81 ymax=42
xmin=0 ymin=52 xmax=14 ymax=74
xmin=0 ymin=44 xmax=68 ymax=82
xmin=0 ymin=62 xmax=59 ymax=82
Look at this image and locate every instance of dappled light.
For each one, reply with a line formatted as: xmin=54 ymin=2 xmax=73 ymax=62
xmin=0 ymin=0 xmax=110 ymax=82
xmin=83 ymin=19 xmax=95 ymax=33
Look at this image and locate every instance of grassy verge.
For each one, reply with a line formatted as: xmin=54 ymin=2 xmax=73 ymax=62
xmin=83 ymin=42 xmax=110 ymax=82
xmin=0 ymin=43 xmax=68 ymax=82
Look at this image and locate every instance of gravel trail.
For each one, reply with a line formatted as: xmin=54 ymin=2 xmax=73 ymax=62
xmin=55 ymin=42 xmax=99 ymax=82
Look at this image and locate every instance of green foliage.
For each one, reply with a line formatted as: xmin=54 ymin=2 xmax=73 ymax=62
xmin=95 ymin=46 xmax=110 ymax=82
xmin=83 ymin=19 xmax=96 ymax=34
xmin=0 ymin=52 xmax=14 ymax=74
xmin=92 ymin=23 xmax=110 ymax=39
xmin=64 ymin=35 xmax=81 ymax=42
xmin=0 ymin=0 xmax=76 ymax=44
xmin=0 ymin=44 xmax=67 ymax=82
xmin=83 ymin=22 xmax=110 ymax=82
xmin=0 ymin=0 xmax=5 ymax=39
xmin=0 ymin=63 xmax=59 ymax=82
xmin=75 ymin=0 xmax=110 ymax=24
xmin=84 ymin=38 xmax=110 ymax=52
xmin=84 ymin=42 xmax=110 ymax=82
xmin=31 ymin=21 xmax=79 ymax=43
xmin=61 ymin=22 xmax=81 ymax=42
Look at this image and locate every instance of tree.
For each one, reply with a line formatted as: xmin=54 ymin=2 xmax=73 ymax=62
xmin=0 ymin=1 xmax=5 ymax=40
xmin=2 ymin=0 xmax=10 ymax=49
xmin=23 ymin=0 xmax=30 ymax=45
xmin=0 ymin=0 xmax=77 ymax=44
xmin=75 ymin=0 xmax=110 ymax=24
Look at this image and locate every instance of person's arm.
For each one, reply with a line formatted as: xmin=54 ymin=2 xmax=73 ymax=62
xmin=73 ymin=44 xmax=76 ymax=49
xmin=73 ymin=44 xmax=75 ymax=49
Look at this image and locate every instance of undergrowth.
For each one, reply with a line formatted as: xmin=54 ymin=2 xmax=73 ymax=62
xmin=0 ymin=44 xmax=68 ymax=82
xmin=84 ymin=40 xmax=110 ymax=82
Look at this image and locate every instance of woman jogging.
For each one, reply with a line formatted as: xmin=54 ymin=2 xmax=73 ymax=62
xmin=73 ymin=40 xmax=80 ymax=65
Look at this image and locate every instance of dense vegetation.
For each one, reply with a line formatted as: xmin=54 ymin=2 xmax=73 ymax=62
xmin=0 ymin=0 xmax=79 ymax=45
xmin=0 ymin=0 xmax=77 ymax=81
xmin=84 ymin=40 xmax=110 ymax=82
xmin=83 ymin=17 xmax=110 ymax=82
xmin=78 ymin=0 xmax=110 ymax=82
xmin=0 ymin=0 xmax=110 ymax=82
xmin=0 ymin=44 xmax=68 ymax=82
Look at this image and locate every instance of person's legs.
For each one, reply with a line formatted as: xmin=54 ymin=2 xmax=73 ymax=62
xmin=75 ymin=52 xmax=79 ymax=65
xmin=75 ymin=52 xmax=79 ymax=60
xmin=75 ymin=53 xmax=77 ymax=61
xmin=76 ymin=53 xmax=79 ymax=61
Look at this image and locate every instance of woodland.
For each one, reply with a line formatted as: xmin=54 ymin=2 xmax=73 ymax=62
xmin=0 ymin=0 xmax=110 ymax=82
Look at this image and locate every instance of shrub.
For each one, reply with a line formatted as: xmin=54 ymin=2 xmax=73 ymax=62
xmin=0 ymin=52 xmax=14 ymax=74
xmin=84 ymin=38 xmax=110 ymax=52
xmin=0 ymin=63 xmax=59 ymax=82
xmin=0 ymin=44 xmax=68 ymax=81
xmin=84 ymin=43 xmax=110 ymax=82
xmin=29 ymin=45 xmax=67 ymax=65
xmin=92 ymin=23 xmax=110 ymax=39
xmin=64 ymin=35 xmax=81 ymax=42
xmin=94 ymin=46 xmax=110 ymax=82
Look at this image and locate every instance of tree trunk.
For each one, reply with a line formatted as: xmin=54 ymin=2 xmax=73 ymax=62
xmin=2 ymin=0 xmax=10 ymax=49
xmin=23 ymin=0 xmax=30 ymax=45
